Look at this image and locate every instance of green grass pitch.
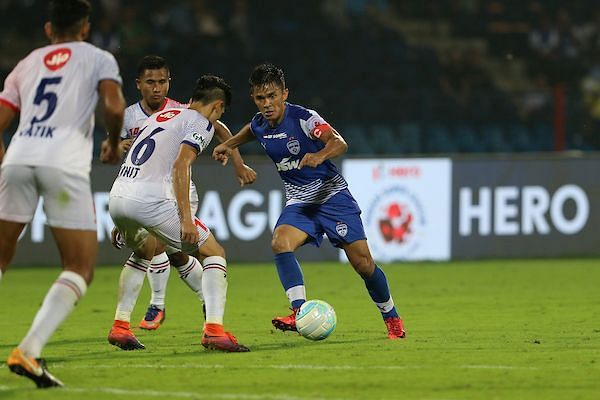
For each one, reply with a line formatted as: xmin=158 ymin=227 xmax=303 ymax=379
xmin=0 ymin=259 xmax=599 ymax=399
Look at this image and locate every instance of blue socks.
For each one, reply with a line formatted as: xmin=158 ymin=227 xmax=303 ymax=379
xmin=364 ymin=265 xmax=399 ymax=319
xmin=274 ymin=252 xmax=306 ymax=309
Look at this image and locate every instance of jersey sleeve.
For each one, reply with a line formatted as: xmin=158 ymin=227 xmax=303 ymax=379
xmin=119 ymin=107 xmax=134 ymax=139
xmin=0 ymin=60 xmax=23 ymax=112
xmin=182 ymin=117 xmax=214 ymax=155
xmin=249 ymin=112 xmax=262 ymax=137
xmin=299 ymin=109 xmax=328 ymax=140
xmin=95 ymin=49 xmax=122 ymax=86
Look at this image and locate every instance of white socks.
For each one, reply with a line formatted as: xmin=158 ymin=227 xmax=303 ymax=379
xmin=201 ymin=256 xmax=228 ymax=325
xmin=147 ymin=252 xmax=170 ymax=309
xmin=19 ymin=271 xmax=87 ymax=358
xmin=114 ymin=254 xmax=150 ymax=322
xmin=286 ymin=285 xmax=306 ymax=307
xmin=175 ymin=256 xmax=203 ymax=302
xmin=0 ymin=269 xmax=3 ymax=282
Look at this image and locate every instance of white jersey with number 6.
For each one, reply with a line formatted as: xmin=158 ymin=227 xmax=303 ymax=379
xmin=121 ymin=97 xmax=186 ymax=140
xmin=0 ymin=41 xmax=122 ymax=176
xmin=110 ymin=108 xmax=214 ymax=202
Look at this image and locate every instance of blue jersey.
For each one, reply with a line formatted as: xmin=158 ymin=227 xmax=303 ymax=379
xmin=250 ymin=103 xmax=348 ymax=205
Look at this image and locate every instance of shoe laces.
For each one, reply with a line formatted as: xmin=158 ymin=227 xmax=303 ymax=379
xmin=144 ymin=305 xmax=161 ymax=321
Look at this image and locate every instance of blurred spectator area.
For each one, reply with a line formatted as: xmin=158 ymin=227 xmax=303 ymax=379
xmin=1 ymin=0 xmax=599 ymax=155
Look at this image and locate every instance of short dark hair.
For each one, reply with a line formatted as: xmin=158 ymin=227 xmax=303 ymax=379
xmin=49 ymin=0 xmax=91 ymax=35
xmin=136 ymin=55 xmax=170 ymax=78
xmin=249 ymin=63 xmax=285 ymax=91
xmin=191 ymin=75 xmax=232 ymax=106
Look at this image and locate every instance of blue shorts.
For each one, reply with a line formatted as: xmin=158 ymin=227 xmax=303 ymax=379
xmin=275 ymin=189 xmax=366 ymax=248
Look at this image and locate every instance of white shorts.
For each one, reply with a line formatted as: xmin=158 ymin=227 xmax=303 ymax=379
xmin=109 ymin=196 xmax=210 ymax=254
xmin=0 ymin=165 xmax=96 ymax=230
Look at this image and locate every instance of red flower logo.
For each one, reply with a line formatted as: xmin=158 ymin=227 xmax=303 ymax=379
xmin=378 ymin=202 xmax=413 ymax=243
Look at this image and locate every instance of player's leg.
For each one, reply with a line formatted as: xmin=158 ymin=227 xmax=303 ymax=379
xmin=321 ymin=192 xmax=405 ymax=339
xmin=166 ymin=249 xmax=204 ymax=304
xmin=3 ymin=166 xmax=94 ymax=388
xmin=342 ymin=240 xmax=405 ymax=339
xmin=270 ymin=224 xmax=312 ymax=331
xmin=141 ymin=205 xmax=247 ymax=352
xmin=0 ymin=165 xmax=38 ymax=280
xmin=139 ymin=247 xmax=170 ymax=330
xmin=108 ymin=234 xmax=158 ymax=350
xmin=107 ymin=197 xmax=160 ymax=350
xmin=0 ymin=220 xmax=26 ymax=279
xmin=195 ymin=232 xmax=248 ymax=352
xmin=270 ymin=204 xmax=322 ymax=332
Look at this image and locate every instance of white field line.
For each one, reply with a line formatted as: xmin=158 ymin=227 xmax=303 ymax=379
xmin=0 ymin=385 xmax=458 ymax=400
xmin=0 ymin=362 xmax=539 ymax=371
xmin=0 ymin=386 xmax=334 ymax=400
xmin=459 ymin=365 xmax=539 ymax=370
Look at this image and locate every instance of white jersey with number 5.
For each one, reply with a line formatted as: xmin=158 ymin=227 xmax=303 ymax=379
xmin=0 ymin=41 xmax=122 ymax=176
xmin=110 ymin=108 xmax=214 ymax=202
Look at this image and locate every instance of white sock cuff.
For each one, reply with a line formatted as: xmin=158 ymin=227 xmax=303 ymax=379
xmin=376 ymin=297 xmax=395 ymax=313
xmin=126 ymin=253 xmax=151 ymax=272
xmin=286 ymin=285 xmax=306 ymax=304
xmin=0 ymin=269 xmax=3 ymax=281
xmin=202 ymin=256 xmax=227 ymax=272
xmin=151 ymin=252 xmax=169 ymax=265
xmin=56 ymin=271 xmax=87 ymax=299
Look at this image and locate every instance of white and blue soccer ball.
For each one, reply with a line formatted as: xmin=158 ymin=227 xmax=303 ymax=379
xmin=296 ymin=299 xmax=337 ymax=341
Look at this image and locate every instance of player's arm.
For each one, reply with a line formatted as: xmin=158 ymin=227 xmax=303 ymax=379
xmin=299 ymin=124 xmax=348 ymax=169
xmin=214 ymin=120 xmax=256 ymax=186
xmin=0 ymin=104 xmax=17 ymax=164
xmin=212 ymin=123 xmax=256 ymax=166
xmin=173 ymin=143 xmax=199 ymax=245
xmin=98 ymin=79 xmax=126 ymax=164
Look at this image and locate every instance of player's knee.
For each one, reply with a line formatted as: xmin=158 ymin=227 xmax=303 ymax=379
xmin=271 ymin=237 xmax=288 ymax=253
xmin=207 ymin=242 xmax=226 ymax=258
xmin=64 ymin=265 xmax=94 ymax=285
xmin=215 ymin=244 xmax=226 ymax=258
xmin=351 ymin=256 xmax=375 ymax=278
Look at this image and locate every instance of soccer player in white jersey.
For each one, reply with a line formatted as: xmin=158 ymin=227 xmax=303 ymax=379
xmin=108 ymin=75 xmax=249 ymax=352
xmin=112 ymin=55 xmax=256 ymax=333
xmin=0 ymin=0 xmax=125 ymax=388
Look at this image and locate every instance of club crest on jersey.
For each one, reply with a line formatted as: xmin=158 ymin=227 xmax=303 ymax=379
xmin=156 ymin=109 xmax=181 ymax=122
xmin=336 ymin=222 xmax=348 ymax=237
xmin=44 ymin=48 xmax=72 ymax=71
xmin=287 ymin=139 xmax=300 ymax=155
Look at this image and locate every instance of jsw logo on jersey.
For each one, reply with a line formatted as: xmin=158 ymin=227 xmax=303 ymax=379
xmin=44 ymin=48 xmax=72 ymax=71
xmin=276 ymin=157 xmax=300 ymax=171
xmin=157 ymin=109 xmax=181 ymax=122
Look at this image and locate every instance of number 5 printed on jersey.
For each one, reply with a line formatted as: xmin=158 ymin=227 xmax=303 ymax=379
xmin=31 ymin=77 xmax=62 ymax=125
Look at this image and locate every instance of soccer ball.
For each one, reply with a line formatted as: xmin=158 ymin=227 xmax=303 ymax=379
xmin=296 ymin=300 xmax=337 ymax=341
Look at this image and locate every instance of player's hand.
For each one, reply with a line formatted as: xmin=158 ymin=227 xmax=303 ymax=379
xmin=235 ymin=164 xmax=257 ymax=187
xmin=181 ymin=220 xmax=199 ymax=245
xmin=100 ymin=138 xmax=123 ymax=164
xmin=110 ymin=227 xmax=125 ymax=249
xmin=299 ymin=153 xmax=324 ymax=169
xmin=213 ymin=144 xmax=232 ymax=166
xmin=119 ymin=138 xmax=133 ymax=153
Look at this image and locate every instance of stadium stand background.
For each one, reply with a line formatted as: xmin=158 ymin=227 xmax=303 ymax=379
xmin=2 ymin=0 xmax=600 ymax=155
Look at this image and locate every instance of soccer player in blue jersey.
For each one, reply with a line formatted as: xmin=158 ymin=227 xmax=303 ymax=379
xmin=213 ymin=64 xmax=405 ymax=339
